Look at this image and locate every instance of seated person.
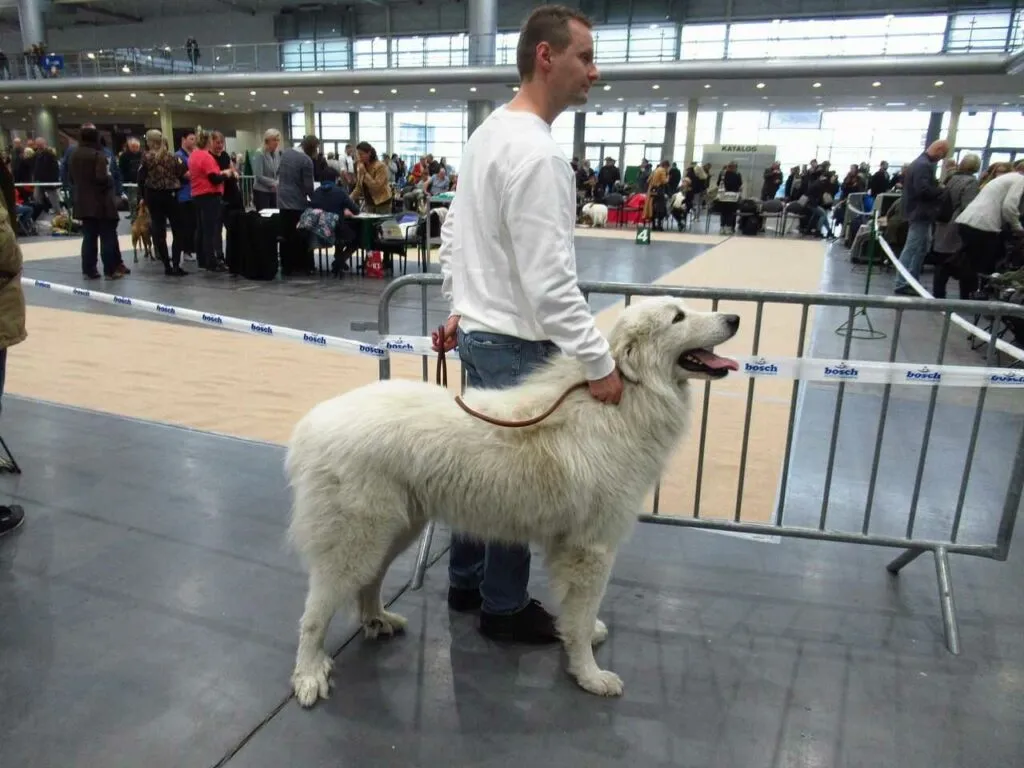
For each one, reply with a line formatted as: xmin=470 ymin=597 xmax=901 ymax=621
xmin=309 ymin=166 xmax=359 ymax=274
xmin=424 ymin=167 xmax=451 ymax=196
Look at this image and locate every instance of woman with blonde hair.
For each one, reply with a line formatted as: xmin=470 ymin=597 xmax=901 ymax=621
xmin=252 ymin=128 xmax=281 ymax=210
xmin=188 ymin=128 xmax=235 ymax=271
xmin=933 ymin=153 xmax=981 ymax=299
xmin=137 ymin=128 xmax=189 ymax=276
xmin=351 ymin=141 xmax=393 ymax=214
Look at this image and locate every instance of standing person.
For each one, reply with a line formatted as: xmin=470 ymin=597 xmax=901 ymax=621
xmin=137 ymin=128 xmax=188 ymax=276
xmin=175 ymin=130 xmax=197 ymax=264
xmin=434 ymin=4 xmax=623 ymax=645
xmin=69 ymin=126 xmax=123 ymax=279
xmin=893 ymin=139 xmax=949 ymax=295
xmin=187 ymin=129 xmax=232 ymax=272
xmin=350 ymin=141 xmax=393 ymax=214
xmin=276 ymin=134 xmax=318 ymax=276
xmin=0 ymin=161 xmax=25 ymax=537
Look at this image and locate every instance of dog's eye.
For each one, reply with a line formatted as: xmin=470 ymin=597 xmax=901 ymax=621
xmin=672 ymin=310 xmax=686 ymax=324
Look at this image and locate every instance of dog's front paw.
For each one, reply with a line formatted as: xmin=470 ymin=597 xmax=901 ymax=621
xmin=362 ymin=610 xmax=408 ymax=640
xmin=292 ymin=654 xmax=332 ymax=708
xmin=575 ymin=667 xmax=624 ymax=697
xmin=592 ymin=619 xmax=608 ymax=645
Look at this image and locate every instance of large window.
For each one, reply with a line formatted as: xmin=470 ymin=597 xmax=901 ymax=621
xmin=393 ymin=34 xmax=468 ymax=68
xmin=352 ymin=37 xmax=387 ymax=69
xmin=944 ymin=110 xmax=994 ymax=148
xmin=551 ymin=111 xmax=576 ymax=159
xmin=289 ymin=111 xmax=352 ymax=144
xmin=672 ymin=111 xmax=718 ymax=164
xmin=357 ymin=111 xmax=388 ymax=151
xmin=281 ymin=39 xmax=350 ymax=71
xmin=680 ymin=24 xmax=726 ymax=60
xmin=584 ymin=111 xmax=625 ymax=145
xmin=947 ymin=12 xmax=1015 ymax=52
xmin=393 ymin=110 xmax=467 ymax=171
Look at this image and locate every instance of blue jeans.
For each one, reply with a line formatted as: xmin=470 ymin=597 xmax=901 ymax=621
xmin=448 ymin=328 xmax=558 ymax=615
xmin=895 ymin=219 xmax=933 ymax=290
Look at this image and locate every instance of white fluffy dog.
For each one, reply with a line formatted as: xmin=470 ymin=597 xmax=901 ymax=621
xmin=580 ymin=202 xmax=609 ymax=227
xmin=285 ymin=297 xmax=740 ymax=707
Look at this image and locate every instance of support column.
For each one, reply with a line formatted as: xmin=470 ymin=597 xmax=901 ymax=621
xmin=159 ymin=104 xmax=173 ymax=143
xmin=573 ymin=111 xmax=586 ymax=162
xmin=663 ymin=111 xmax=677 ymax=162
xmin=713 ymin=110 xmax=723 ymax=144
xmin=34 ymin=104 xmax=56 ymax=149
xmin=946 ymin=94 xmax=963 ymax=151
xmin=467 ymin=0 xmax=497 ymax=137
xmin=304 ymin=103 xmax=315 ymax=137
xmin=17 ymin=0 xmax=45 ymax=51
xmin=386 ymin=111 xmax=395 ymax=154
xmin=925 ymin=112 xmax=942 ymax=147
xmin=684 ymin=97 xmax=698 ymax=165
xmin=350 ymin=111 xmax=359 ymax=142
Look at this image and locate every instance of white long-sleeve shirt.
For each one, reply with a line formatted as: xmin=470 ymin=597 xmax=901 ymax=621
xmin=439 ymin=105 xmax=615 ymax=382
xmin=956 ymin=171 xmax=1024 ymax=234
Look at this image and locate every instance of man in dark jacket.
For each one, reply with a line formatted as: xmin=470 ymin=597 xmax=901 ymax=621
xmin=69 ymin=126 xmax=123 ymax=279
xmin=31 ymin=138 xmax=61 ymax=213
xmin=894 ymin=140 xmax=949 ymax=294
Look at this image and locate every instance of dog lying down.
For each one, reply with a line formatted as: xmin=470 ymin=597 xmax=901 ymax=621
xmin=285 ymin=297 xmax=740 ymax=706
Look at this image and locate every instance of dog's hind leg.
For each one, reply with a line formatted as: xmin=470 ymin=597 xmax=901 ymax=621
xmin=358 ymin=520 xmax=425 ymax=639
xmin=292 ymin=564 xmax=355 ymax=708
xmin=547 ymin=544 xmax=622 ymax=697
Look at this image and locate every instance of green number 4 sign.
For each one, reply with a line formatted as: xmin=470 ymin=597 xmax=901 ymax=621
xmin=635 ymin=226 xmax=652 ymax=245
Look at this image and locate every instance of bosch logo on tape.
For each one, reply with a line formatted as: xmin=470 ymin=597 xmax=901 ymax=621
xmin=990 ymin=372 xmax=1024 ymax=385
xmin=303 ymin=332 xmax=327 ymax=346
xmin=114 ymin=296 xmax=132 ymax=306
xmin=906 ymin=366 xmax=941 ymax=382
xmin=201 ymin=313 xmax=223 ymax=325
xmin=744 ymin=357 xmax=779 ymax=375
xmin=823 ymin=362 xmax=859 ymax=379
xmin=34 ymin=280 xmax=51 ymax=289
xmin=72 ymin=288 xmax=90 ymax=297
xmin=385 ymin=339 xmax=415 ymax=352
xmin=157 ymin=304 xmax=176 ymax=316
xmin=250 ymin=322 xmax=273 ymax=336
xmin=359 ymin=343 xmax=386 ymax=358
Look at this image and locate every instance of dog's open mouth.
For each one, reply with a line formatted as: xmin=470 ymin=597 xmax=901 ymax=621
xmin=678 ymin=349 xmax=739 ymax=378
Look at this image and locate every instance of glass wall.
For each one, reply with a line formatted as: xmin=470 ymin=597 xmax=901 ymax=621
xmin=393 ymin=110 xmax=467 ymax=170
xmin=357 ymin=111 xmax=388 ymax=152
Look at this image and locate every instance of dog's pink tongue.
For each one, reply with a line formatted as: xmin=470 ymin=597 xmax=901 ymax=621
xmin=691 ymin=349 xmax=739 ymax=371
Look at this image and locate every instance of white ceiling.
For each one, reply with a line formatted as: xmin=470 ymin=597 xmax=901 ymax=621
xmin=3 ymin=72 xmax=1024 ymax=118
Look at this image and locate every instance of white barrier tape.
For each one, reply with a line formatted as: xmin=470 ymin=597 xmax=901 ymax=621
xmin=382 ymin=334 xmax=1024 ymax=388
xmin=874 ymin=234 xmax=1024 ymax=363
xmin=23 ymin=277 xmax=1024 ymax=388
xmin=25 ymin=278 xmax=389 ymax=360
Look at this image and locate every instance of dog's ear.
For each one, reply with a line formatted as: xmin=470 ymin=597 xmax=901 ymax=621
xmin=615 ymin=341 xmax=642 ymax=384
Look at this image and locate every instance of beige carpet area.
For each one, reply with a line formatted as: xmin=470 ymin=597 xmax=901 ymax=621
xmin=11 ymin=235 xmax=823 ymax=522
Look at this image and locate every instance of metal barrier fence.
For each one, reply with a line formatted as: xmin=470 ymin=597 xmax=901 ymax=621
xmin=377 ymin=273 xmax=1024 ymax=656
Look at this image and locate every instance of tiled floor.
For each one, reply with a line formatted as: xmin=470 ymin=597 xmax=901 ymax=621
xmin=1 ymin=233 xmax=1022 ymax=767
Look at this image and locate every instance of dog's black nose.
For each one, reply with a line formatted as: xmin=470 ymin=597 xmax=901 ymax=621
xmin=724 ymin=314 xmax=740 ymax=332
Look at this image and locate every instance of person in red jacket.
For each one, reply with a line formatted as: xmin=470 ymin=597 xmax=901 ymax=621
xmin=188 ymin=130 xmax=236 ymax=272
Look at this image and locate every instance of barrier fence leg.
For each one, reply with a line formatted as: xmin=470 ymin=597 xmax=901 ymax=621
xmin=0 ymin=434 xmax=21 ymax=474
xmin=411 ymin=520 xmax=436 ymax=590
xmin=933 ymin=546 xmax=962 ymax=655
xmin=885 ymin=547 xmax=924 ymax=574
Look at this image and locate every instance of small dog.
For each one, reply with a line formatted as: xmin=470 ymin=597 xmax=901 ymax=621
xmin=131 ymin=200 xmax=153 ymax=263
xmin=580 ymin=202 xmax=608 ymax=228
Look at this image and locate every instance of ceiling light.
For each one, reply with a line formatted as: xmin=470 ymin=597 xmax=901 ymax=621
xmin=470 ymin=87 xmax=477 ymax=92
xmin=261 ymin=103 xmax=267 ymax=108
xmin=152 ymin=111 xmax=158 ymax=115
xmin=934 ymin=80 xmax=944 ymax=87
xmin=617 ymin=97 xmax=623 ymax=101
xmin=512 ymin=86 xmax=519 ymax=92
xmin=103 ymin=93 xmax=109 ymax=98
xmin=121 ymin=65 xmax=130 ymax=73
xmin=159 ymin=92 xmax=165 ymax=97
xmin=51 ymin=94 xmax=56 ymax=100
xmin=317 ymin=89 xmax=323 ymax=95
xmin=652 ymin=84 xmax=660 ymax=90
xmin=603 ymin=84 xmax=611 ymax=91
xmin=218 ymin=91 xmax=225 ymax=96
xmin=722 ymin=103 xmax=729 ymax=107
xmin=130 ymin=93 xmax=136 ymax=98
xmin=250 ymin=90 xmax=256 ymax=95
xmin=207 ymin=104 xmax=213 ymax=108
xmin=704 ymin=83 xmax=711 ymax=89
xmin=283 ymin=89 xmax=289 ymax=94
xmin=390 ymin=88 xmax=397 ymax=94
xmin=872 ymin=81 xmax=881 ymax=87
xmin=2 ymin=96 xmax=7 ymax=101
xmin=812 ymin=82 xmax=821 ymax=88
xmin=429 ymin=87 xmax=436 ymax=93
xmin=756 ymin=82 xmax=766 ymax=89
xmin=353 ymin=88 xmax=360 ymax=94
xmin=76 ymin=94 xmax=82 ymax=99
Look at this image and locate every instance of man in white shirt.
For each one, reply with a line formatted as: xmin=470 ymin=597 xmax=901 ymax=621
xmin=433 ymin=4 xmax=623 ymax=644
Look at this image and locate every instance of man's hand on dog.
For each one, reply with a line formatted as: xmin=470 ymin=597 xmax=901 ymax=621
xmin=589 ymin=369 xmax=623 ymax=404
xmin=432 ymin=314 xmax=460 ymax=353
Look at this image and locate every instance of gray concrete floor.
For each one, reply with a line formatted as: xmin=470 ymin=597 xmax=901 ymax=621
xmin=2 ymin=233 xmax=1022 ymax=767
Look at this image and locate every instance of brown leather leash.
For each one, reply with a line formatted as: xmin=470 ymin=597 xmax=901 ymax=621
xmin=434 ymin=325 xmax=588 ymax=428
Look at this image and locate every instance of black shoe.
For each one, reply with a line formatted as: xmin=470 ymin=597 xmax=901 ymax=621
xmin=83 ymin=272 xmax=101 ymax=280
xmin=479 ymin=598 xmax=560 ymax=645
xmin=447 ymin=586 xmax=483 ymax=613
xmin=0 ymin=504 xmax=25 ymax=537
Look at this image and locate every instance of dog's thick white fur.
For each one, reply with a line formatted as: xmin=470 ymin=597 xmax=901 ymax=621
xmin=581 ymin=202 xmax=608 ymax=227
xmin=285 ymin=297 xmax=739 ymax=707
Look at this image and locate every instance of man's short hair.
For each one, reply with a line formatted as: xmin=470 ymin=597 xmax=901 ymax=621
xmin=516 ymin=4 xmax=592 ymax=80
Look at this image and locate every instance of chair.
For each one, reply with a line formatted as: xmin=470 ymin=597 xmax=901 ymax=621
xmin=760 ymin=199 xmax=784 ymax=236
xmin=374 ymin=219 xmax=409 ymax=276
